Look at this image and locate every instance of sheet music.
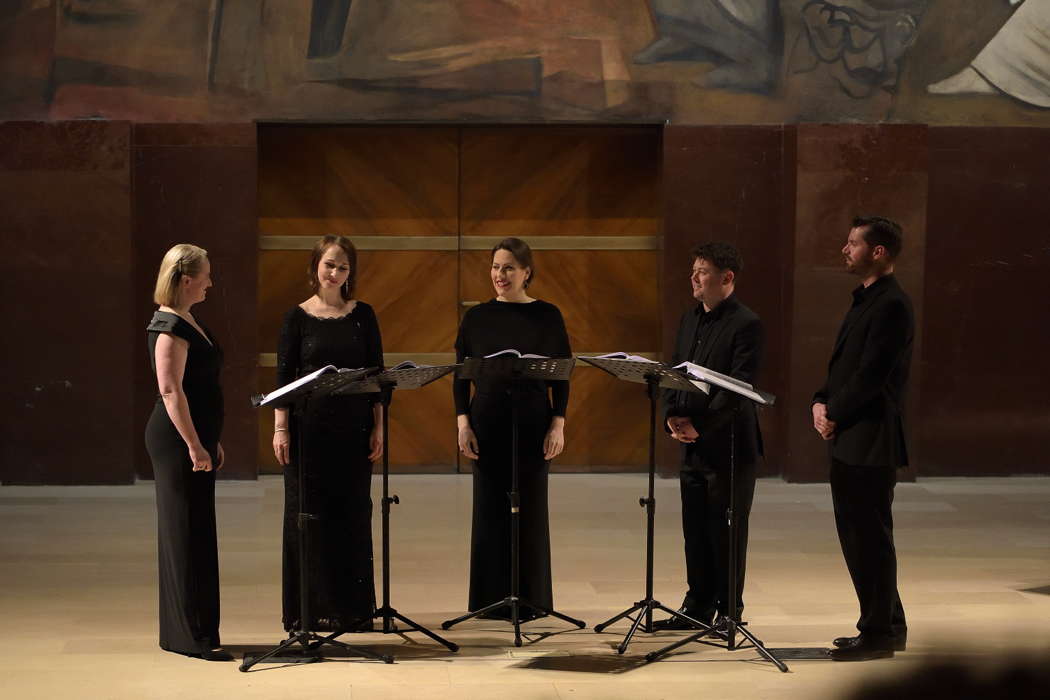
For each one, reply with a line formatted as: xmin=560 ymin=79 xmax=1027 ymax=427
xmin=483 ymin=349 xmax=548 ymax=359
xmin=674 ymin=361 xmax=768 ymax=404
xmin=590 ymin=352 xmax=657 ymax=363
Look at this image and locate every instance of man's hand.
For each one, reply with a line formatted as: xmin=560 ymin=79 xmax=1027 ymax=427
xmin=812 ymin=402 xmax=836 ymax=440
xmin=667 ymin=416 xmax=699 ymax=444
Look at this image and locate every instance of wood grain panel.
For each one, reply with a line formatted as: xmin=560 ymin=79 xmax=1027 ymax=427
xmin=458 ymin=249 xmax=661 ymax=355
xmin=259 ymin=250 xmax=458 ymax=355
xmin=257 ymin=368 xmax=457 ymax=475
xmin=461 ymin=126 xmax=661 ymax=236
xmin=558 ymin=366 xmax=651 ymax=471
xmin=259 ymin=126 xmax=459 ymax=236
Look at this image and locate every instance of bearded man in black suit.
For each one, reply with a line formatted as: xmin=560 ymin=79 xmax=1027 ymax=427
xmin=813 ymin=216 xmax=914 ymax=661
xmin=653 ymin=242 xmax=764 ymax=630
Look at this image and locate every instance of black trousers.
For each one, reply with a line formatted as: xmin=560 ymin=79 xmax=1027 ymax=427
xmin=680 ymin=460 xmax=756 ymax=618
xmin=830 ymin=459 xmax=907 ymax=639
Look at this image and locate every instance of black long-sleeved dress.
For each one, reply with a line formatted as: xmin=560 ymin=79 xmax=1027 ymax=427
xmin=276 ymin=303 xmax=383 ymax=631
xmin=453 ymin=299 xmax=571 ymax=617
xmin=145 ymin=311 xmax=224 ymax=656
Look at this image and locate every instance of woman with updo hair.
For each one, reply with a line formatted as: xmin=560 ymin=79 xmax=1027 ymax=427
xmin=145 ymin=243 xmax=230 ymax=661
xmin=272 ymin=235 xmax=384 ymax=633
xmin=454 ymin=237 xmax=572 ymax=620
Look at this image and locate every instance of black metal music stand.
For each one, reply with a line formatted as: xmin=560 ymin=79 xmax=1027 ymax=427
xmin=582 ymin=357 xmax=716 ymax=653
xmin=643 ymin=363 xmax=787 ymax=672
xmin=240 ymin=367 xmax=394 ymax=671
xmin=334 ymin=364 xmax=461 ymax=653
xmin=440 ymin=356 xmax=587 ymax=647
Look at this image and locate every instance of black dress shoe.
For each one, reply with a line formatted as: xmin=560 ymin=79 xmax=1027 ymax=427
xmin=829 ymin=637 xmax=895 ymax=661
xmin=650 ymin=609 xmax=714 ymax=631
xmin=199 ymin=648 xmax=235 ymax=662
xmin=833 ymin=633 xmax=906 ymax=651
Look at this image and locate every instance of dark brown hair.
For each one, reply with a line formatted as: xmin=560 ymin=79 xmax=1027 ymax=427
xmin=309 ymin=235 xmax=357 ymax=300
xmin=853 ymin=215 xmax=904 ymax=259
xmin=690 ymin=241 xmax=743 ymax=273
xmin=491 ymin=237 xmax=535 ymax=288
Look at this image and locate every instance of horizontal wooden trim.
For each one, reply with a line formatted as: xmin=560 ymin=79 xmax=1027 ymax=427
xmin=460 ymin=236 xmax=660 ymax=251
xmin=260 ymin=236 xmax=459 ymax=251
xmin=258 ymin=351 xmax=658 ymax=367
xmin=260 ymin=235 xmax=660 ymax=251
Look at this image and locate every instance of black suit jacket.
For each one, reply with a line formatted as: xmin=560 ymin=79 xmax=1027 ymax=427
xmin=814 ymin=274 xmax=914 ymax=468
xmin=664 ymin=295 xmax=764 ymax=467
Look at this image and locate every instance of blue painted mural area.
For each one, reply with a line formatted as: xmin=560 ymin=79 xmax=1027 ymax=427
xmin=1 ymin=0 xmax=1048 ymax=123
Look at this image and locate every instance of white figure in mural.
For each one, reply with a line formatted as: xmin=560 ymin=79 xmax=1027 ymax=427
xmin=927 ymin=0 xmax=1050 ymax=108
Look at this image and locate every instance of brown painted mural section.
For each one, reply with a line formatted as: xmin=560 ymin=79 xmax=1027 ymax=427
xmin=3 ymin=1 xmax=1049 ymax=125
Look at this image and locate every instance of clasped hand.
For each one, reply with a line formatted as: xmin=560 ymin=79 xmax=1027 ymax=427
xmin=667 ymin=417 xmax=699 ymax=443
xmin=812 ymin=402 xmax=836 ymax=440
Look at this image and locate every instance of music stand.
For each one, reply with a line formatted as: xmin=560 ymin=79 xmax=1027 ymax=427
xmin=582 ymin=357 xmax=716 ymax=654
xmin=643 ymin=363 xmax=787 ymax=672
xmin=240 ymin=367 xmax=394 ymax=671
xmin=440 ymin=356 xmax=587 ymax=647
xmin=334 ymin=364 xmax=461 ymax=653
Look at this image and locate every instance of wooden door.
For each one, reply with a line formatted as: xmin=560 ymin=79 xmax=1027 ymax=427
xmin=257 ymin=125 xmax=460 ymax=473
xmin=258 ymin=125 xmax=662 ymax=473
xmin=457 ymin=126 xmax=662 ymax=472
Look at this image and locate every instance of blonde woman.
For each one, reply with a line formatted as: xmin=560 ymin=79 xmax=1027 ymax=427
xmin=145 ymin=244 xmax=230 ymax=661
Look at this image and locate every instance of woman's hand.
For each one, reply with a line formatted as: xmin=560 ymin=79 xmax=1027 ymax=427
xmin=215 ymin=442 xmax=225 ymax=470
xmin=457 ymin=415 xmax=479 ymax=460
xmin=543 ymin=417 xmax=566 ymax=461
xmin=368 ymin=424 xmax=384 ymax=462
xmin=273 ymin=429 xmax=290 ymax=466
xmin=188 ymin=442 xmax=213 ymax=472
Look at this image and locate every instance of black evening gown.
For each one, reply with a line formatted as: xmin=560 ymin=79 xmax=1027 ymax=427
xmin=453 ymin=299 xmax=571 ymax=617
xmin=145 ymin=311 xmax=224 ymax=655
xmin=276 ymin=303 xmax=383 ymax=631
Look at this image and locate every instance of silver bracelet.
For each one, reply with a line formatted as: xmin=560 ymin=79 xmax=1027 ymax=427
xmin=274 ymin=428 xmax=288 ymax=433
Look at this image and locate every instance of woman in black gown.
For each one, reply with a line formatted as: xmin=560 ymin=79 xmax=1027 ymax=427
xmin=272 ymin=235 xmax=383 ymax=632
xmin=454 ymin=237 xmax=571 ymax=620
xmin=145 ymin=244 xmax=231 ymax=661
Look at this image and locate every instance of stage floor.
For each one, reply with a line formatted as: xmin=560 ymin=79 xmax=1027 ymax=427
xmin=2 ymin=474 xmax=1048 ymax=699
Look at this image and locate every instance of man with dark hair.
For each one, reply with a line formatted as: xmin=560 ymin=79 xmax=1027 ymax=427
xmin=652 ymin=241 xmax=764 ymax=630
xmin=813 ymin=216 xmax=914 ymax=661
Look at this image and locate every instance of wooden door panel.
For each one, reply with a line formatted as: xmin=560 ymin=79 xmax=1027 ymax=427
xmin=458 ymin=249 xmax=660 ymax=354
xmin=461 ymin=127 xmax=661 ymax=236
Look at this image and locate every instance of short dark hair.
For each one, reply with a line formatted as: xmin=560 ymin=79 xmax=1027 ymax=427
xmin=690 ymin=241 xmax=743 ymax=274
xmin=308 ymin=235 xmax=357 ymax=300
xmin=491 ymin=237 xmax=535 ymax=288
xmin=853 ymin=216 xmax=903 ymax=259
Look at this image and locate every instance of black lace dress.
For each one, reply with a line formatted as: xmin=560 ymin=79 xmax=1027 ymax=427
xmin=276 ymin=303 xmax=383 ymax=631
xmin=145 ymin=311 xmax=224 ymax=655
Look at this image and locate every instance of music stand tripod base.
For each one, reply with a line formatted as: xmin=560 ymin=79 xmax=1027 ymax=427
xmin=242 ymin=369 xmax=394 ymax=671
xmin=440 ymin=356 xmax=586 ymax=647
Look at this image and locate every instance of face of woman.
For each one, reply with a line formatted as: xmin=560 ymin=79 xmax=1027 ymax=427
xmin=181 ymin=257 xmax=212 ymax=306
xmin=491 ymin=248 xmax=530 ymax=299
xmin=317 ymin=245 xmax=351 ymax=294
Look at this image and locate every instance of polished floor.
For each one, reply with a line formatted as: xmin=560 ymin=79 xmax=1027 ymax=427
xmin=1 ymin=474 xmax=1048 ymax=699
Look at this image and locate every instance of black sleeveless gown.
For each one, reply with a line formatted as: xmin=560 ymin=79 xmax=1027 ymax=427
xmin=145 ymin=311 xmax=224 ymax=655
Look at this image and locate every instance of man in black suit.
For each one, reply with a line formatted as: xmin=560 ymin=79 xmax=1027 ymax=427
xmin=813 ymin=216 xmax=914 ymax=661
xmin=653 ymin=242 xmax=764 ymax=630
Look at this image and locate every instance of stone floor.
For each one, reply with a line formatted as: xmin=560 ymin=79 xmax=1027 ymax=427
xmin=1 ymin=474 xmax=1048 ymax=699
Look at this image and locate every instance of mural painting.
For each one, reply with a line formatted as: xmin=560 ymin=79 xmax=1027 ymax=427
xmin=0 ymin=0 xmax=1048 ymax=124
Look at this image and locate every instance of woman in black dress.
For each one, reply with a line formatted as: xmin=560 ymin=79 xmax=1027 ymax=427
xmin=145 ymin=244 xmax=231 ymax=661
xmin=272 ymin=235 xmax=383 ymax=632
xmin=454 ymin=237 xmax=571 ymax=619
